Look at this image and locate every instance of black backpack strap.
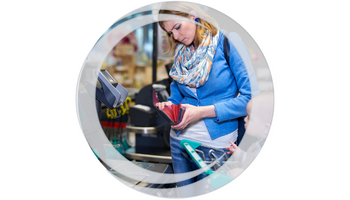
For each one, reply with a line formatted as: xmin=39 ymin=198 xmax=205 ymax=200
xmin=224 ymin=37 xmax=240 ymax=98
xmin=223 ymin=36 xmax=245 ymax=146
xmin=224 ymin=36 xmax=230 ymax=65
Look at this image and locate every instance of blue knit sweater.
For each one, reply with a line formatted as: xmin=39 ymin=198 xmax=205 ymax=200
xmin=168 ymin=31 xmax=252 ymax=140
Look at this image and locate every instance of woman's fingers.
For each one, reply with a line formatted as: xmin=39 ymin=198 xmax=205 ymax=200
xmin=171 ymin=120 xmax=186 ymax=130
xmin=171 ymin=105 xmax=199 ymax=130
xmin=156 ymin=101 xmax=173 ymax=110
xmin=171 ymin=109 xmax=188 ymax=130
xmin=157 ymin=102 xmax=165 ymax=110
xmin=172 ymin=114 xmax=190 ymax=130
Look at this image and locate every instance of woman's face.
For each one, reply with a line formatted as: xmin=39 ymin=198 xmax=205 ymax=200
xmin=163 ymin=16 xmax=197 ymax=46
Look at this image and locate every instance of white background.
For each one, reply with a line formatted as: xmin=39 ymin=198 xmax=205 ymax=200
xmin=1 ymin=0 xmax=349 ymax=199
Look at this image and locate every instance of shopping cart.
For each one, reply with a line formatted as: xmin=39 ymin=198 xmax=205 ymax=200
xmin=180 ymin=139 xmax=235 ymax=189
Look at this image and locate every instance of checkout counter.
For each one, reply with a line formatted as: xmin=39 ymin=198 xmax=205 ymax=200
xmin=81 ymin=69 xmax=175 ymax=193
xmin=125 ymin=80 xmax=173 ymax=164
xmin=88 ymin=69 xmax=176 ymax=194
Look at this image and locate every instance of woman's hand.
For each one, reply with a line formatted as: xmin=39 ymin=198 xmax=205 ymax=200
xmin=171 ymin=104 xmax=216 ymax=130
xmin=225 ymin=141 xmax=238 ymax=154
xmin=156 ymin=101 xmax=173 ymax=110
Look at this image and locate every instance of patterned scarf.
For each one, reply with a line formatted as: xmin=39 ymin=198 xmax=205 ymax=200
xmin=169 ymin=30 xmax=220 ymax=88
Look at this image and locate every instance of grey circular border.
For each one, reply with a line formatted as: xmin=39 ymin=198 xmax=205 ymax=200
xmin=76 ymin=1 xmax=274 ymax=198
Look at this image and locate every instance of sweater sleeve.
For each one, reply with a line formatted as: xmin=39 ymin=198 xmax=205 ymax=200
xmin=167 ymin=81 xmax=184 ymax=105
xmin=213 ymin=37 xmax=251 ymax=123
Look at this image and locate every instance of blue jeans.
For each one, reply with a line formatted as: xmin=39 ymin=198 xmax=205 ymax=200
xmin=170 ymin=136 xmax=230 ymax=188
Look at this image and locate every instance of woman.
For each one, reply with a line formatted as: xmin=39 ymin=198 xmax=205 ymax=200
xmin=157 ymin=2 xmax=252 ymax=189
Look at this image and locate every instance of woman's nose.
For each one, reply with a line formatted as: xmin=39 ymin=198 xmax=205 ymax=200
xmin=172 ymin=31 xmax=180 ymax=40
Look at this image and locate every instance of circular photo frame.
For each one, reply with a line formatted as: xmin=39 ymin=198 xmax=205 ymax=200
xmin=76 ymin=1 xmax=274 ymax=198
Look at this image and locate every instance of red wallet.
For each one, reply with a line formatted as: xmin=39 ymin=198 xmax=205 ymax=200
xmin=153 ymin=90 xmax=186 ymax=125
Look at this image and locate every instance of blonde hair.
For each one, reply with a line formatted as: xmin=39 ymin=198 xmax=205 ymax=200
xmin=158 ymin=2 xmax=218 ymax=54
